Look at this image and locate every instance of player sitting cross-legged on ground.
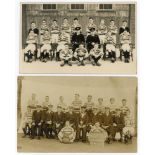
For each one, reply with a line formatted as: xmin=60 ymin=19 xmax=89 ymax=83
xmin=74 ymin=43 xmax=89 ymax=66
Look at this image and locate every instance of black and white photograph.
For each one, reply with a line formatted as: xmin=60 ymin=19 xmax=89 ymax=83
xmin=20 ymin=2 xmax=136 ymax=74
xmin=17 ymin=76 xmax=137 ymax=153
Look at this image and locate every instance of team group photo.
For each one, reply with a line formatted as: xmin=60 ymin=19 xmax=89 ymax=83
xmin=20 ymin=3 xmax=136 ymax=74
xmin=17 ymin=76 xmax=137 ymax=153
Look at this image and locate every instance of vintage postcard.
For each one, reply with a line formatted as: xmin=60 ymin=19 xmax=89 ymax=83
xmin=17 ymin=76 xmax=137 ymax=152
xmin=20 ymin=2 xmax=136 ymax=74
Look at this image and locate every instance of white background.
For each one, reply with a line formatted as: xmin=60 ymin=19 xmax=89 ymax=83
xmin=0 ymin=0 xmax=155 ymax=154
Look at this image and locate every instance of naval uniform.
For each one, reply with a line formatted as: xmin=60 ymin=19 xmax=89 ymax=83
xmin=71 ymin=33 xmax=85 ymax=53
xmin=31 ymin=110 xmax=42 ymax=138
xmin=86 ymin=34 xmax=100 ymax=52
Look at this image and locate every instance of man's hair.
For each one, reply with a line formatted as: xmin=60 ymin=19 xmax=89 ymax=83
xmin=110 ymin=19 xmax=115 ymax=22
xmin=122 ymin=99 xmax=127 ymax=102
xmin=123 ymin=20 xmax=127 ymax=23
xmin=53 ymin=19 xmax=57 ymax=22
xmin=31 ymin=21 xmax=36 ymax=24
xmin=89 ymin=17 xmax=93 ymax=20
xmin=74 ymin=18 xmax=78 ymax=21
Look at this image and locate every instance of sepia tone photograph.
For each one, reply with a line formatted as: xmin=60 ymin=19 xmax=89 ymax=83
xmin=20 ymin=2 xmax=136 ymax=74
xmin=17 ymin=76 xmax=137 ymax=153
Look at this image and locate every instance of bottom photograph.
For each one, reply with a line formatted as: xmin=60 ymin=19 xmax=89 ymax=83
xmin=17 ymin=76 xmax=137 ymax=153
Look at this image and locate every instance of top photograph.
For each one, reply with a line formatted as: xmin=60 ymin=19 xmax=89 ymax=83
xmin=20 ymin=2 xmax=136 ymax=74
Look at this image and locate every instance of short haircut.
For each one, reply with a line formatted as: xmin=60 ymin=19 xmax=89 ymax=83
xmin=123 ymin=20 xmax=127 ymax=23
xmin=31 ymin=21 xmax=35 ymax=24
xmin=74 ymin=18 xmax=78 ymax=20
xmin=110 ymin=19 xmax=114 ymax=22
xmin=89 ymin=17 xmax=93 ymax=20
xmin=122 ymin=99 xmax=127 ymax=102
xmin=64 ymin=17 xmax=68 ymax=20
xmin=53 ymin=19 xmax=57 ymax=22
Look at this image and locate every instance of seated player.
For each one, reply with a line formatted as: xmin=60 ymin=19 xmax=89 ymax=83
xmin=113 ymin=109 xmax=125 ymax=141
xmin=59 ymin=43 xmax=73 ymax=67
xmin=120 ymin=30 xmax=132 ymax=63
xmin=50 ymin=19 xmax=59 ymax=59
xmin=105 ymin=31 xmax=116 ymax=63
xmin=53 ymin=105 xmax=64 ymax=135
xmin=90 ymin=43 xmax=103 ymax=66
xmin=44 ymin=104 xmax=55 ymax=139
xmin=58 ymin=121 xmax=76 ymax=143
xmin=40 ymin=30 xmax=51 ymax=62
xmin=76 ymin=106 xmax=88 ymax=142
xmin=87 ymin=122 xmax=108 ymax=145
xmin=71 ymin=27 xmax=85 ymax=53
xmin=86 ymin=27 xmax=100 ymax=53
xmin=123 ymin=109 xmax=135 ymax=143
xmin=74 ymin=43 xmax=88 ymax=66
xmin=24 ymin=30 xmax=38 ymax=62
xmin=102 ymin=107 xmax=114 ymax=143
xmin=61 ymin=18 xmax=71 ymax=43
xmin=22 ymin=105 xmax=33 ymax=138
xmin=57 ymin=30 xmax=70 ymax=61
xmin=98 ymin=19 xmax=107 ymax=53
xmin=30 ymin=105 xmax=42 ymax=140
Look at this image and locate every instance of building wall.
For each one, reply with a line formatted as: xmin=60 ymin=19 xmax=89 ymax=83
xmin=22 ymin=4 xmax=135 ymax=47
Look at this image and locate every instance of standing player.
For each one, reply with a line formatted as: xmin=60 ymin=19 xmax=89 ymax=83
xmin=98 ymin=19 xmax=107 ymax=53
xmin=71 ymin=18 xmax=82 ymax=34
xmin=119 ymin=20 xmax=130 ymax=35
xmin=50 ymin=19 xmax=59 ymax=59
xmin=40 ymin=19 xmax=49 ymax=43
xmin=61 ymin=18 xmax=71 ymax=43
xmin=86 ymin=17 xmax=97 ymax=35
xmin=120 ymin=30 xmax=132 ymax=63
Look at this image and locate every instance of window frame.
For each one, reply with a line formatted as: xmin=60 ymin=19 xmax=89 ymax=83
xmin=98 ymin=4 xmax=113 ymax=11
xmin=42 ymin=4 xmax=57 ymax=11
xmin=69 ymin=4 xmax=86 ymax=11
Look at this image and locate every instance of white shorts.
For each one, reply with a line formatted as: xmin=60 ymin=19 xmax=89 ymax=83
xmin=121 ymin=44 xmax=131 ymax=52
xmin=41 ymin=44 xmax=51 ymax=52
xmin=99 ymin=35 xmax=106 ymax=44
xmin=24 ymin=43 xmax=36 ymax=54
xmin=123 ymin=126 xmax=135 ymax=136
xmin=51 ymin=34 xmax=59 ymax=43
xmin=106 ymin=44 xmax=116 ymax=52
xmin=57 ymin=43 xmax=66 ymax=52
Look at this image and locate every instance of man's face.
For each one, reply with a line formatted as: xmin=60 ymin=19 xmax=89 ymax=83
xmin=45 ymin=31 xmax=49 ymax=35
xmin=57 ymin=107 xmax=62 ymax=112
xmin=123 ymin=21 xmax=127 ymax=27
xmin=105 ymin=108 xmax=110 ymax=113
xmin=75 ymin=94 xmax=79 ymax=100
xmin=42 ymin=20 xmax=46 ymax=26
xmin=81 ymin=108 xmax=85 ymax=113
xmin=37 ymin=107 xmax=41 ymax=111
xmin=79 ymin=44 xmax=84 ymax=49
xmin=74 ymin=20 xmax=78 ymax=24
xmin=91 ymin=31 xmax=95 ymax=35
xmin=110 ymin=98 xmax=115 ymax=104
xmin=116 ymin=110 xmax=121 ymax=115
xmin=45 ymin=96 xmax=49 ymax=102
xmin=48 ymin=107 xmax=53 ymax=111
xmin=89 ymin=19 xmax=93 ymax=24
xmin=65 ymin=121 xmax=70 ymax=126
xmin=93 ymin=108 xmax=98 ymax=113
xmin=65 ymin=45 xmax=69 ymax=50
xmin=27 ymin=107 xmax=31 ymax=112
xmin=122 ymin=100 xmax=126 ymax=106
xmin=60 ymin=96 xmax=64 ymax=102
xmin=64 ymin=19 xmax=68 ymax=23
xmin=31 ymin=23 xmax=36 ymax=28
xmin=53 ymin=21 xmax=57 ymax=25
xmin=88 ymin=96 xmax=92 ymax=102
xmin=110 ymin=21 xmax=114 ymax=26
xmin=98 ymin=98 xmax=103 ymax=104
xmin=94 ymin=44 xmax=98 ymax=49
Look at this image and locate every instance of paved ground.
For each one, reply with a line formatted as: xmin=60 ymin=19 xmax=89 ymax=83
xmin=17 ymin=134 xmax=137 ymax=153
xmin=19 ymin=49 xmax=137 ymax=74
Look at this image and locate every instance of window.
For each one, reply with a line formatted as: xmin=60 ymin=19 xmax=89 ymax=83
xmin=42 ymin=4 xmax=57 ymax=10
xmin=98 ymin=4 xmax=113 ymax=10
xmin=70 ymin=4 xmax=85 ymax=10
